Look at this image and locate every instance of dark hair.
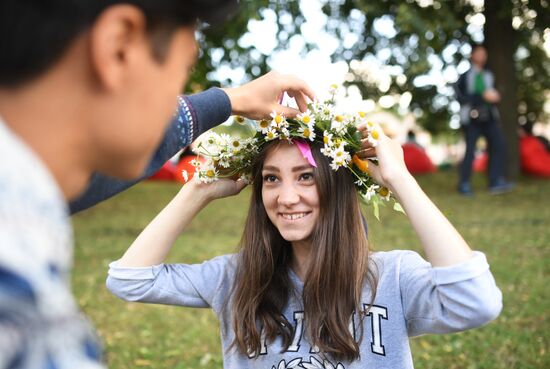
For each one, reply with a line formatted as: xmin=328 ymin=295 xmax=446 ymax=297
xmin=470 ymin=42 xmax=487 ymax=53
xmin=230 ymin=140 xmax=378 ymax=361
xmin=0 ymin=0 xmax=238 ymax=87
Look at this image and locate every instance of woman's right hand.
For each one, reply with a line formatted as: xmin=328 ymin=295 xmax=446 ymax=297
xmin=184 ymin=177 xmax=248 ymax=203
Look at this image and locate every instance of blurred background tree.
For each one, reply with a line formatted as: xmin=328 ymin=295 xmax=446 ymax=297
xmin=189 ymin=0 xmax=549 ymax=179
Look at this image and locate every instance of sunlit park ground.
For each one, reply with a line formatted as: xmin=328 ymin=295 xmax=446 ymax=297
xmin=72 ymin=171 xmax=549 ymax=369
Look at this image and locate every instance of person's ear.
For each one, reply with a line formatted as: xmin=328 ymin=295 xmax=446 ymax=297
xmin=88 ymin=4 xmax=147 ymax=91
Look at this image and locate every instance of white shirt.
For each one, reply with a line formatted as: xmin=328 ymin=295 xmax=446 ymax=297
xmin=0 ymin=116 xmax=104 ymax=369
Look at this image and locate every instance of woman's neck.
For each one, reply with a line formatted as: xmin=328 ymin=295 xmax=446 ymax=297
xmin=291 ymin=239 xmax=312 ymax=281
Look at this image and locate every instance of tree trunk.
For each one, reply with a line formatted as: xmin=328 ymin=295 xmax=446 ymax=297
xmin=484 ymin=0 xmax=519 ymax=180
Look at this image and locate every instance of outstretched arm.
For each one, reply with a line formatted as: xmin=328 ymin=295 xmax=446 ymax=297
xmin=70 ymin=72 xmax=315 ymax=214
xmin=69 ymin=88 xmax=231 ymax=213
xmin=359 ymin=124 xmax=472 ymax=267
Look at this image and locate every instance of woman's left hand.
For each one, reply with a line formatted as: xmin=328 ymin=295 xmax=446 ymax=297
xmin=356 ymin=123 xmax=412 ymax=192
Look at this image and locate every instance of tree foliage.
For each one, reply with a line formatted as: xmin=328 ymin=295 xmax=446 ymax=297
xmin=190 ymin=0 xmax=549 ymax=145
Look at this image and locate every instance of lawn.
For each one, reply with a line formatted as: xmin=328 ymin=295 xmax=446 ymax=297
xmin=72 ymin=171 xmax=549 ymax=369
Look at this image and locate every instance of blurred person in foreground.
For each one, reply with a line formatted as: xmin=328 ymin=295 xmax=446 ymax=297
xmin=454 ymin=43 xmax=513 ymax=195
xmin=0 ymin=1 xmax=317 ymax=368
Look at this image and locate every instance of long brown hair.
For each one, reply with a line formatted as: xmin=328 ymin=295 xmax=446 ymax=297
xmin=230 ymin=140 xmax=378 ymax=361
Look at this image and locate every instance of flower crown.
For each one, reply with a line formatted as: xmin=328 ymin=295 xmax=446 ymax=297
xmin=188 ymin=86 xmax=403 ymax=218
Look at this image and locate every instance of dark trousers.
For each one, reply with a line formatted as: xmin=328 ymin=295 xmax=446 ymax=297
xmin=459 ymin=119 xmax=506 ymax=187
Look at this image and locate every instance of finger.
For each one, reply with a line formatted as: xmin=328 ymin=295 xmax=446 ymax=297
xmin=278 ymin=105 xmax=302 ymax=118
xmin=369 ymin=122 xmax=388 ymax=140
xmin=356 ymin=147 xmax=377 ymax=159
xmin=235 ymin=178 xmax=249 ymax=193
xmin=367 ymin=159 xmax=383 ymax=184
xmin=358 ymin=140 xmax=376 ymax=150
xmin=357 ymin=122 xmax=368 ymax=132
xmin=280 ymin=75 xmax=316 ymax=102
xmin=287 ymin=90 xmax=309 ymax=112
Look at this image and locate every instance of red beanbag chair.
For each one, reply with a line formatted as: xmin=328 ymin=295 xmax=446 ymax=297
xmin=402 ymin=143 xmax=436 ymax=174
xmin=520 ymin=136 xmax=550 ymax=177
xmin=473 ymin=152 xmax=488 ymax=173
xmin=175 ymin=155 xmax=205 ymax=183
xmin=148 ymin=161 xmax=177 ymax=181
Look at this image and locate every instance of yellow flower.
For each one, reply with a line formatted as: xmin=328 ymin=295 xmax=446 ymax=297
xmin=234 ymin=115 xmax=245 ymax=124
xmin=358 ymin=111 xmax=366 ymax=118
xmin=206 ymin=169 xmax=216 ymax=178
xmin=302 ymin=115 xmax=311 ymax=124
xmin=371 ymin=130 xmax=379 ymax=140
xmin=335 ymin=115 xmax=344 ymax=123
xmin=379 ymin=187 xmax=390 ymax=197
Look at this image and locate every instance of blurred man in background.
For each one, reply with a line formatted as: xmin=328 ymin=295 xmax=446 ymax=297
xmin=455 ymin=44 xmax=513 ymax=195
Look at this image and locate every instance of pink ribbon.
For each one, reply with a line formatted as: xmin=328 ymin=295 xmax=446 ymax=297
xmin=295 ymin=140 xmax=318 ymax=168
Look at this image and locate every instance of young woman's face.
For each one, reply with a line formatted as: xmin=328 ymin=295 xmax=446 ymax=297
xmin=261 ymin=142 xmax=320 ymax=246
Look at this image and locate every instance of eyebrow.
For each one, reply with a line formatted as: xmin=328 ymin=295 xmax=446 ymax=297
xmin=262 ymin=165 xmax=313 ymax=172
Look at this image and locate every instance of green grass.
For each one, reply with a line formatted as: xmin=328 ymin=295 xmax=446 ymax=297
xmin=72 ymin=171 xmax=550 ymax=369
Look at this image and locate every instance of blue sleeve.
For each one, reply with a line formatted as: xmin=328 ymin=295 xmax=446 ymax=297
xmin=69 ymin=88 xmax=232 ymax=214
xmin=105 ymin=254 xmax=236 ymax=315
xmin=399 ymin=251 xmax=502 ymax=337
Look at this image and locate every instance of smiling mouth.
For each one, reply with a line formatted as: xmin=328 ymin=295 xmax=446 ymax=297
xmin=280 ymin=212 xmax=310 ymax=220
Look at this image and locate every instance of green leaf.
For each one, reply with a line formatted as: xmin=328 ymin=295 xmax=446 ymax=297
xmin=372 ymin=199 xmax=380 ymax=220
xmin=393 ymin=201 xmax=405 ymax=214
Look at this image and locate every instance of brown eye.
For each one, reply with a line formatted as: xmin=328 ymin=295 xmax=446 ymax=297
xmin=263 ymin=174 xmax=278 ymax=183
xmin=299 ymin=172 xmax=314 ymax=181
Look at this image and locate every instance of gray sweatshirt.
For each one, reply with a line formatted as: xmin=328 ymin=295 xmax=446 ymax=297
xmin=106 ymin=250 xmax=502 ymax=369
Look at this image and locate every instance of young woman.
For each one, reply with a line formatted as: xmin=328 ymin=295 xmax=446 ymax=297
xmin=106 ymin=127 xmax=502 ymax=368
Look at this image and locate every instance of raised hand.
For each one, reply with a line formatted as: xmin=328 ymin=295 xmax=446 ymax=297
xmin=356 ymin=123 xmax=411 ymax=192
xmin=223 ymin=71 xmax=316 ymax=120
xmin=189 ymin=177 xmax=248 ymax=202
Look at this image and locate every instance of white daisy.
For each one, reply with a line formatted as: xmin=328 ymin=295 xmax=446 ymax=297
xmin=330 ymin=146 xmax=351 ymax=170
xmin=364 ymin=184 xmax=380 ymax=201
xmin=322 ymin=131 xmax=334 ymax=146
xmin=379 ymin=186 xmax=391 ymax=201
xmin=331 ymin=114 xmax=347 ymax=134
xmin=270 ymin=111 xmax=286 ymax=128
xmin=257 ymin=119 xmax=271 ymax=134
xmin=265 ymin=129 xmax=279 ymax=141
xmin=298 ymin=125 xmax=316 ymax=141
xmin=297 ymin=110 xmax=315 ymax=125
xmin=199 ymin=165 xmax=218 ymax=183
xmin=367 ymin=129 xmax=380 ymax=147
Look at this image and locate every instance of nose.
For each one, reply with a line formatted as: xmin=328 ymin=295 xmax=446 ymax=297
xmin=278 ymin=182 xmax=300 ymax=207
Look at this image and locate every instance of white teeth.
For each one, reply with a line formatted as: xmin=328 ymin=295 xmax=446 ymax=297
xmin=281 ymin=213 xmax=307 ymax=220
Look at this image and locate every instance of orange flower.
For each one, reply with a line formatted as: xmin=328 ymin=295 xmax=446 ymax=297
xmin=352 ymin=154 xmax=369 ymax=173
